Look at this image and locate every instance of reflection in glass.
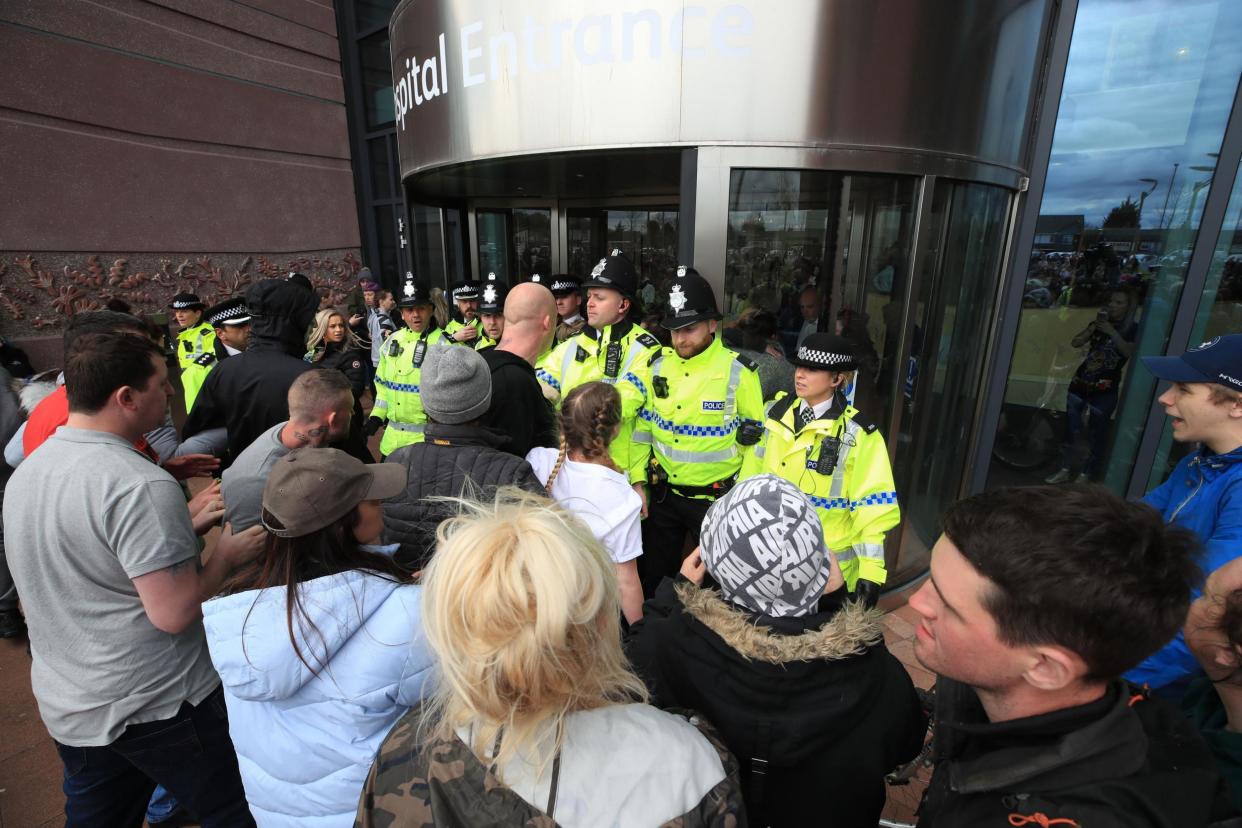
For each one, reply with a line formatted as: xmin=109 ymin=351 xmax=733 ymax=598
xmin=987 ymin=0 xmax=1242 ymax=493
xmin=444 ymin=209 xmax=466 ymax=286
xmin=565 ymin=207 xmax=678 ymax=320
xmin=476 ymin=210 xmax=509 ymax=283
xmin=360 ymin=32 xmax=395 ymax=128
xmin=892 ymin=182 xmax=1011 ymax=583
xmin=724 ymin=170 xmax=917 ymax=422
xmin=373 ymin=205 xmax=397 ymax=285
xmin=512 ymin=209 xmax=552 ymax=283
xmin=410 ymin=205 xmax=445 ymax=290
xmin=369 ymin=136 xmax=393 ymax=201
xmin=1147 ymin=160 xmax=1242 ymax=487
xmin=355 ymin=0 xmax=398 ymax=33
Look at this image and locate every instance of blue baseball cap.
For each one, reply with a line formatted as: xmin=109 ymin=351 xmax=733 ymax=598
xmin=1141 ymin=334 xmax=1242 ymax=393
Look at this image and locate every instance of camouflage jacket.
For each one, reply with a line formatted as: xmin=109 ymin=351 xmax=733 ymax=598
xmin=355 ymin=705 xmax=747 ymax=827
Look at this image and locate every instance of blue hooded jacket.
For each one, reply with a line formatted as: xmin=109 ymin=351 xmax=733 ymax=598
xmin=203 ymin=556 xmax=434 ymax=827
xmin=1125 ymin=445 xmax=1242 ymax=690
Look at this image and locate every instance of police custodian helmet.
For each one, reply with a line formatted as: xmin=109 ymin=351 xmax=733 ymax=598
xmin=397 ymin=272 xmax=433 ymax=308
xmin=478 ymin=272 xmax=508 ymax=314
xmin=661 ymin=266 xmax=721 ymax=331
xmin=582 ymin=249 xmax=639 ymax=299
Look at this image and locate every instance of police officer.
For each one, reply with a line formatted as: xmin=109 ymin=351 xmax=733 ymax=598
xmin=170 ymin=292 xmax=216 ymax=410
xmin=629 ymin=266 xmax=764 ymax=596
xmin=536 ymin=250 xmax=660 ymax=483
xmin=475 ymin=273 xmax=506 ymax=352
xmin=180 ymin=297 xmax=250 ymax=412
xmin=740 ymin=333 xmax=899 ymax=608
xmin=549 ymin=274 xmax=585 ymax=343
xmin=367 ymin=273 xmax=448 ymax=457
xmin=445 ymin=280 xmax=482 ymax=344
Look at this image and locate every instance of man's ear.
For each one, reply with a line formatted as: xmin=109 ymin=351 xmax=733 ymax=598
xmin=1228 ymin=395 xmax=1242 ymax=420
xmin=1022 ymin=644 xmax=1086 ymax=692
xmin=114 ymin=385 xmax=138 ymax=412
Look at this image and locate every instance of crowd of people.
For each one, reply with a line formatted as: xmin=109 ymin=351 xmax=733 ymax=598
xmin=0 ymin=251 xmax=1238 ymax=827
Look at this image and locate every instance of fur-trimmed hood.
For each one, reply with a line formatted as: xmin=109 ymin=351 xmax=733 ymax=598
xmin=675 ymin=581 xmax=885 ymax=664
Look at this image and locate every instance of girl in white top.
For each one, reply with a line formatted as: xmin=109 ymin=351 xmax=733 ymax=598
xmin=527 ymin=381 xmax=644 ymax=623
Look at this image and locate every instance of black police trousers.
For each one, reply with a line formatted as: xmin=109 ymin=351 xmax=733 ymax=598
xmin=639 ymin=490 xmax=713 ymax=598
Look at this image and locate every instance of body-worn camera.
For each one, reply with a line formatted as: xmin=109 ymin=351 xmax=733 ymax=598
xmin=652 ymin=375 xmax=670 ymax=398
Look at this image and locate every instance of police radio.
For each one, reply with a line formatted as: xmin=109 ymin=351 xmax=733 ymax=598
xmin=809 ymin=435 xmax=842 ymax=475
xmin=605 ymin=342 xmax=622 ymax=377
xmin=412 ymin=339 xmax=427 ymax=367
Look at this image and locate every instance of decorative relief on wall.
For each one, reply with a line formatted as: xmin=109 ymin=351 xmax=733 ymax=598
xmin=0 ymin=250 xmax=362 ymax=336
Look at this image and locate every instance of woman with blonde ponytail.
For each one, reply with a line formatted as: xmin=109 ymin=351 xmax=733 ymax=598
xmin=526 ymin=382 xmax=645 ymax=624
xmin=356 ymin=490 xmax=745 ymax=827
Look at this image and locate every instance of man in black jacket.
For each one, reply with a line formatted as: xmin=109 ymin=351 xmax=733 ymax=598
xmin=626 ymin=475 xmax=926 ymax=828
xmin=182 ymin=279 xmax=319 ymax=465
xmin=382 ymin=344 xmax=543 ymax=571
xmin=909 ymin=485 xmax=1238 ymax=827
xmin=480 ymin=281 xmax=558 ymax=458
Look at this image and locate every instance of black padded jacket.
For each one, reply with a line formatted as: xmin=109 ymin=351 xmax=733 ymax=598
xmin=381 ymin=423 xmax=544 ymax=570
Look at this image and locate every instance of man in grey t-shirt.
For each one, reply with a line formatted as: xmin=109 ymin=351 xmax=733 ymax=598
xmin=4 ymin=332 xmax=264 ymax=826
xmin=221 ymin=369 xmax=355 ymax=530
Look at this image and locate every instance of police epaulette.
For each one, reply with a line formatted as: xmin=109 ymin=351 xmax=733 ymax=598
xmin=849 ymin=409 xmax=879 ymax=433
xmin=733 ymin=352 xmax=759 ymax=371
xmin=192 ymin=352 xmax=216 ymax=367
xmin=635 ymin=332 xmax=659 ymax=349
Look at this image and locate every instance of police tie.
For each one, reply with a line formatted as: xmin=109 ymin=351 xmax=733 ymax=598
xmin=798 ymin=404 xmax=816 ymax=432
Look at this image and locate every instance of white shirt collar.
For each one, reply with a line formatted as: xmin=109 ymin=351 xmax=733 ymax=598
xmin=801 ymin=397 xmax=834 ymax=420
xmin=561 ymin=312 xmax=583 ymax=326
xmin=223 ymin=344 xmax=242 ymax=356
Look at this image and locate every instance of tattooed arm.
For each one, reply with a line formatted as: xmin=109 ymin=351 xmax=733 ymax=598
xmin=132 ymin=523 xmax=267 ymax=633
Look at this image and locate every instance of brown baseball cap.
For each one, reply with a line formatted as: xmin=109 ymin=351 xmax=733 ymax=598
xmin=260 ymin=448 xmax=407 ymax=538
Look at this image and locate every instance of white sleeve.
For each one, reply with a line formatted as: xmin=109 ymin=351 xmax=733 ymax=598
xmin=4 ymin=421 xmax=26 ymax=469
xmin=603 ymin=494 xmax=644 ymax=564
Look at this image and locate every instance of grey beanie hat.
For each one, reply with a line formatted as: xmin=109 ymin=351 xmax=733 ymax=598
xmin=699 ymin=474 xmax=830 ymax=618
xmin=421 ymin=345 xmax=492 ymax=424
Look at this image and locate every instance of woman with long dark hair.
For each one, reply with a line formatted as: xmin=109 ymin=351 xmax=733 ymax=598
xmin=203 ymin=448 xmax=432 ymax=827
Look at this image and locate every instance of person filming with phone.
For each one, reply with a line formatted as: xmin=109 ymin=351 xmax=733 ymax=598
xmin=1046 ymin=288 xmax=1138 ymax=484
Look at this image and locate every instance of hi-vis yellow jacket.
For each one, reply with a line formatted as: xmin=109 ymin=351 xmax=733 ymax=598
xmin=373 ymin=325 xmax=448 ymax=456
xmin=628 ymin=337 xmax=764 ymax=490
xmin=536 ymin=320 xmax=661 ymax=483
xmin=740 ymin=392 xmax=900 ymax=589
xmin=176 ymin=322 xmax=216 ymax=411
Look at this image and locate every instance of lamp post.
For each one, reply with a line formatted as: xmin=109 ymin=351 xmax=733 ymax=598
xmin=1133 ymin=179 xmax=1158 ymax=260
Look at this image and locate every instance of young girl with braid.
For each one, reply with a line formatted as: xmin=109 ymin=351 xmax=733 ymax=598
xmin=526 ymin=382 xmax=645 ymax=623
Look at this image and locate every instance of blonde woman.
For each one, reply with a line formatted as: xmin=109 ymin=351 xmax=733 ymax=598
xmin=356 ymin=490 xmax=744 ymax=827
xmin=305 ymin=308 xmax=371 ymax=461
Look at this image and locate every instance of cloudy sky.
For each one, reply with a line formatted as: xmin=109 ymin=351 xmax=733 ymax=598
xmin=1040 ymin=0 xmax=1242 ymax=228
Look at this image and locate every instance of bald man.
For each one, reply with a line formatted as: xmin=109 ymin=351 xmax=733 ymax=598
xmin=479 ymin=282 xmax=559 ymax=457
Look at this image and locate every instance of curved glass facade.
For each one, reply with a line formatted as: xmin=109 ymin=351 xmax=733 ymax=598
xmin=986 ymin=0 xmax=1242 ymax=495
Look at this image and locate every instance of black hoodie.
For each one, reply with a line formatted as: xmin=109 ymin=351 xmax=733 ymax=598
xmin=920 ymin=678 xmax=1240 ymax=827
xmin=183 ymin=280 xmax=319 ymax=463
xmin=626 ymin=578 xmax=927 ymax=828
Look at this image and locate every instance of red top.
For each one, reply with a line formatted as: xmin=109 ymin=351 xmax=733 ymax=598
xmin=24 ymin=385 xmax=158 ymax=462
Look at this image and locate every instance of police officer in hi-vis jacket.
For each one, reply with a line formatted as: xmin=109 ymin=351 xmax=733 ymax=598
xmin=741 ymin=334 xmax=900 ymax=607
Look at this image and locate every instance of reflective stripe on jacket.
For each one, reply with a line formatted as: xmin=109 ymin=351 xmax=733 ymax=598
xmin=740 ymin=391 xmax=899 ymax=588
xmin=630 ymin=337 xmax=764 ymax=489
xmin=536 ymin=320 xmax=661 ymax=483
xmin=373 ymin=326 xmax=447 ymax=456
